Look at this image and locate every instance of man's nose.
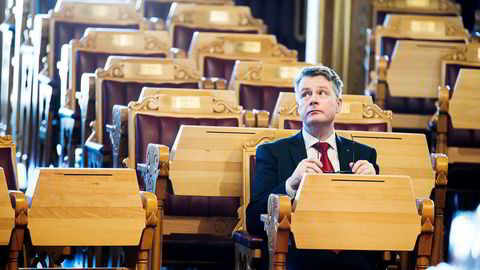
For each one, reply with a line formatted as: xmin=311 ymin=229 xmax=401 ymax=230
xmin=309 ymin=93 xmax=319 ymax=105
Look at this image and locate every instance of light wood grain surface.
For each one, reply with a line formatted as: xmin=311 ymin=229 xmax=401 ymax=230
xmin=28 ymin=168 xmax=145 ymax=246
xmin=450 ymin=69 xmax=480 ymax=130
xmin=387 ymin=40 xmax=465 ymax=98
xmin=291 ymin=174 xmax=420 ymax=250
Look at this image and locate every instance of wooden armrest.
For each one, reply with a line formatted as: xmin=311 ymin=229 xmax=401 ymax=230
xmin=168 ymin=47 xmax=186 ymax=58
xmin=416 ymin=198 xmax=435 ymax=268
xmin=140 ymin=191 xmax=158 ymax=226
xmin=8 ymin=191 xmax=28 ymax=226
xmin=144 ymin=143 xmax=169 ymax=199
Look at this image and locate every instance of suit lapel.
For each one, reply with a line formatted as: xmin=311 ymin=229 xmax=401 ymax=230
xmin=288 ymin=131 xmax=307 ymax=166
xmin=336 ymin=135 xmax=354 ymax=171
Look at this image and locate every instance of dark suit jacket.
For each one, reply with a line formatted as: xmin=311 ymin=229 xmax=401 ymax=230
xmin=246 ymin=131 xmax=380 ymax=238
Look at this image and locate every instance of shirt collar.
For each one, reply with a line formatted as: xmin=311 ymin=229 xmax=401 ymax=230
xmin=302 ymin=128 xmax=337 ymax=151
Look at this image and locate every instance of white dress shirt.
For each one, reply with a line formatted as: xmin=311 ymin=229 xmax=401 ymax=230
xmin=286 ymin=129 xmax=340 ymax=198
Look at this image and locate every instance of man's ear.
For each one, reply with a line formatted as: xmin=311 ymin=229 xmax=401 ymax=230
xmin=336 ymin=98 xmax=343 ymax=113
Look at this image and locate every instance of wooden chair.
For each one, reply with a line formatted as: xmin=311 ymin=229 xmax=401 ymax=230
xmin=236 ymin=129 xmax=448 ymax=269
xmin=0 ymin=135 xmax=19 ymax=191
xmin=374 ymin=15 xmax=468 ymax=131
xmin=189 ymin=32 xmax=298 ymax=83
xmin=141 ymin=126 xmax=298 ymax=269
xmin=365 ymin=0 xmax=461 ymax=88
xmin=57 ymin=29 xmax=177 ymax=168
xmin=142 ymin=0 xmax=234 ymax=20
xmin=228 ymin=60 xmax=312 ymax=124
xmin=271 ymin=92 xmax=393 ymax=131
xmin=0 ymin=168 xmax=28 ymax=270
xmin=83 ymin=56 xmax=225 ymax=168
xmin=34 ymin=0 xmax=153 ymax=168
xmin=23 ymin=168 xmax=157 ymax=269
xmin=119 ymin=88 xmax=246 ymax=174
xmin=166 ymin=3 xmax=265 ymax=52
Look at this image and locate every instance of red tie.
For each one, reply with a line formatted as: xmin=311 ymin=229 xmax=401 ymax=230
xmin=313 ymin=142 xmax=334 ymax=173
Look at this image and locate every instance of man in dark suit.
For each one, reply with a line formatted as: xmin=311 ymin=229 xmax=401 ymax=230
xmin=246 ymin=66 xmax=380 ymax=270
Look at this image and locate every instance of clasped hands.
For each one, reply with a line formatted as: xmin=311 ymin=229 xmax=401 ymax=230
xmin=287 ymin=158 xmax=376 ymax=190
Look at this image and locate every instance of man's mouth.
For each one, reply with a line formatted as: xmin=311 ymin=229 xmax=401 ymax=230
xmin=308 ymin=110 xmax=322 ymax=115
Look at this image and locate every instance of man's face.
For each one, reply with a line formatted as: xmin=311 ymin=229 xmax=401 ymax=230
xmin=295 ymin=75 xmax=342 ymax=129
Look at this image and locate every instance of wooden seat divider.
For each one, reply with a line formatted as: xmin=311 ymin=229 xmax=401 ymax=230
xmin=23 ymin=168 xmax=157 ymax=269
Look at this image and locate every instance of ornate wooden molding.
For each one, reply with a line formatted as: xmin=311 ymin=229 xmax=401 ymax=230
xmin=145 ymin=36 xmax=170 ymax=51
xmin=243 ymin=134 xmax=276 ymax=149
xmin=442 ymin=50 xmax=467 ymax=61
xmin=0 ymin=135 xmax=13 ymax=144
xmin=170 ymin=11 xmax=195 ymax=24
xmin=238 ymin=13 xmax=263 ymax=27
xmin=77 ymin=35 xmax=96 ymax=49
xmin=278 ymin=103 xmax=298 ymax=117
xmin=53 ymin=6 xmax=74 ymax=19
xmin=235 ymin=65 xmax=262 ymax=81
xmin=96 ymin=64 xmax=125 ymax=79
xmin=363 ymin=104 xmax=393 ymax=119
xmin=272 ymin=44 xmax=298 ymax=58
xmin=445 ymin=22 xmax=467 ymax=37
xmin=174 ymin=64 xmax=201 ymax=80
xmin=198 ymin=40 xmax=225 ymax=54
xmin=129 ymin=96 xmax=160 ymax=111
xmin=212 ymin=100 xmax=243 ymax=114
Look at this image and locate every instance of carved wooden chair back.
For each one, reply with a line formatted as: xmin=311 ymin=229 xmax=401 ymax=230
xmin=189 ymin=32 xmax=297 ymax=83
xmin=142 ymin=0 xmax=234 ymax=20
xmin=65 ymin=28 xmax=173 ymax=112
xmin=166 ymin=3 xmax=265 ymax=53
xmin=24 ymin=168 xmax=157 ymax=269
xmin=0 ymin=135 xmax=18 ymax=191
xmin=271 ymin=93 xmax=393 ymax=131
xmin=125 ymin=89 xmax=243 ymax=175
xmin=48 ymin=1 xmax=148 ymax=82
xmin=228 ymin=60 xmax=312 ymax=124
xmin=90 ymin=56 xmax=204 ymax=148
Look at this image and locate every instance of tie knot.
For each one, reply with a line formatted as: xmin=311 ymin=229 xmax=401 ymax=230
xmin=313 ymin=142 xmax=329 ymax=154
